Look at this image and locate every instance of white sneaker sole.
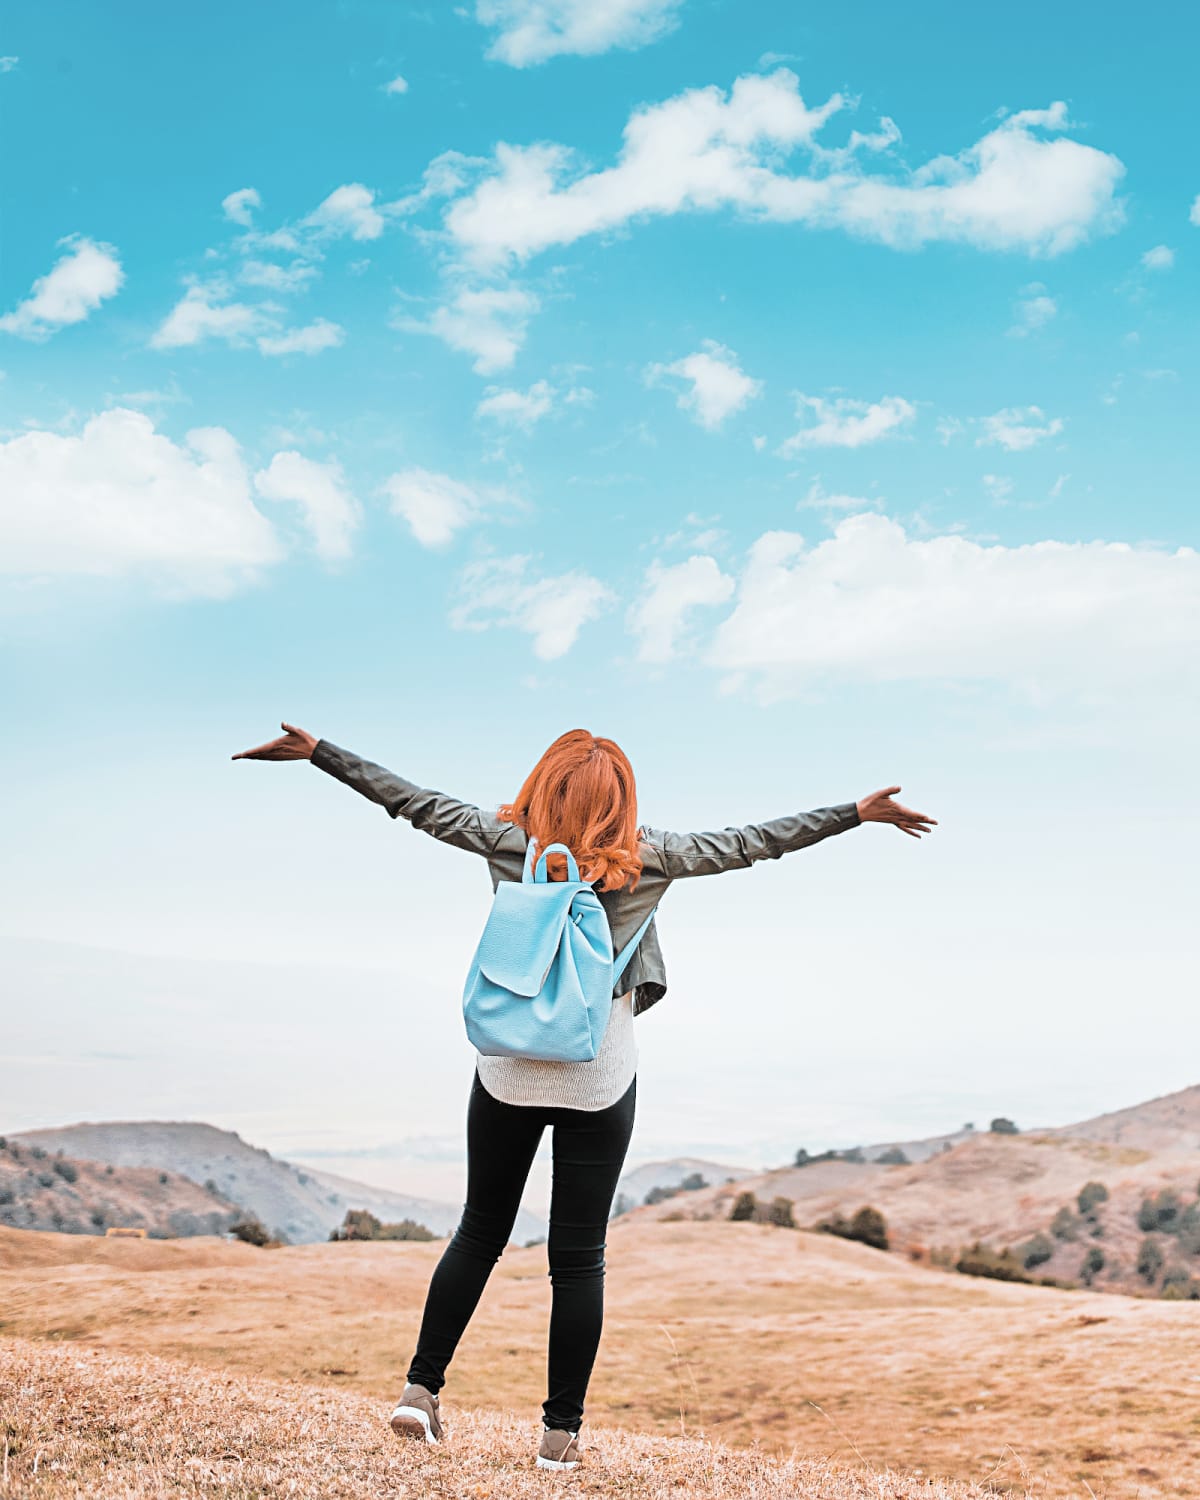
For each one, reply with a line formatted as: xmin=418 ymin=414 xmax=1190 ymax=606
xmin=390 ymin=1404 xmax=439 ymax=1445
xmin=536 ymin=1454 xmax=579 ymax=1470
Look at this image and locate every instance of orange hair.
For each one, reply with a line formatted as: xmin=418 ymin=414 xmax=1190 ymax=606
xmin=498 ymin=729 xmax=643 ymax=892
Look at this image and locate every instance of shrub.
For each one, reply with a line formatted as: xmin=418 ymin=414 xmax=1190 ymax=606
xmin=729 ymin=1191 xmax=758 ymax=1223
xmin=0 ymin=1137 xmax=6 ymax=1151
xmin=36 ymin=1172 xmax=55 ymax=1189
xmin=990 ymin=1117 xmax=1019 ymax=1135
xmin=1161 ymin=1270 xmax=1200 ymax=1300
xmin=766 ymin=1196 xmax=795 ymax=1229
xmin=30 ymin=1147 xmax=46 ymax=1160
xmin=644 ymin=1185 xmax=678 ymax=1206
xmin=1017 ymin=1232 xmax=1054 ymax=1270
xmin=1080 ymin=1246 xmax=1105 ymax=1285
xmin=680 ymin=1172 xmax=708 ymax=1192
xmin=1077 ymin=1181 xmax=1109 ymax=1216
xmin=840 ymin=1147 xmax=865 ymax=1164
xmin=0 ymin=1189 xmax=13 ymax=1206
xmin=328 ymin=1209 xmax=434 ymax=1242
xmin=876 ymin=1147 xmax=909 ymax=1165
xmin=52 ymin=1159 xmax=78 ymax=1184
xmin=90 ymin=1209 xmax=106 ymax=1228
xmin=1177 ymin=1201 xmax=1200 ymax=1256
xmin=1138 ymin=1190 xmax=1183 ymax=1233
xmin=793 ymin=1148 xmax=840 ymax=1168
xmin=1136 ymin=1236 xmax=1165 ymax=1284
xmin=1051 ymin=1206 xmax=1080 ymax=1241
xmin=817 ymin=1205 xmax=889 ymax=1252
xmin=955 ymin=1242 xmax=1032 ymax=1283
xmin=204 ymin=1179 xmax=218 ymax=1195
xmin=158 ymin=1172 xmax=169 ymax=1185
xmin=230 ymin=1218 xmax=272 ymax=1248
xmin=104 ymin=1165 xmax=114 ymax=1176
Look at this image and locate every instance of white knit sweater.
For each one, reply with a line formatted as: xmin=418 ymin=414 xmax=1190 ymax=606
xmin=474 ymin=990 xmax=637 ymax=1110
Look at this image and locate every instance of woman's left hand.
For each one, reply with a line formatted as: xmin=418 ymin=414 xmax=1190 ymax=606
xmin=855 ymin=786 xmax=937 ymax=838
xmin=232 ymin=722 xmax=319 ymax=762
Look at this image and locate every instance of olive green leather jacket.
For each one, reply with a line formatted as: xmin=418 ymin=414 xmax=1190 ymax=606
xmin=311 ymin=740 xmax=861 ymax=1017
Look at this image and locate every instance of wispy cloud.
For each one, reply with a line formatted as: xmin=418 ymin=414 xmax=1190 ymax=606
xmin=779 ymin=393 xmax=916 ymax=452
xmin=976 ymin=405 xmax=1064 ymax=451
xmin=451 ymin=554 xmax=612 ymax=658
xmin=475 ymin=0 xmax=685 ymax=67
xmin=0 ymin=235 xmax=124 ymax=341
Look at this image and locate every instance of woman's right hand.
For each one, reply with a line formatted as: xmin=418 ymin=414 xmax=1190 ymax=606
xmin=232 ymin=722 xmax=319 ymax=762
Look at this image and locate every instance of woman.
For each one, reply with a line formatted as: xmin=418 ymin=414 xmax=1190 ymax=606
xmin=234 ymin=722 xmax=936 ymax=1470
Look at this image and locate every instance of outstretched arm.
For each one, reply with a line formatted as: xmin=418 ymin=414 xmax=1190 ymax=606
xmin=232 ymin=723 xmax=505 ymax=857
xmin=653 ymin=786 xmax=935 ymax=880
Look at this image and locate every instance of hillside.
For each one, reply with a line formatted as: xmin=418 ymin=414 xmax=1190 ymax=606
xmin=614 ymin=1155 xmax=753 ymax=1210
xmin=0 ymin=1338 xmax=1017 ymax=1500
xmin=12 ymin=1120 xmax=544 ymax=1244
xmin=0 ymin=1135 xmax=241 ymax=1239
xmin=3 ymin=1217 xmax=1198 ymax=1496
xmin=632 ymin=1082 xmax=1200 ymax=1298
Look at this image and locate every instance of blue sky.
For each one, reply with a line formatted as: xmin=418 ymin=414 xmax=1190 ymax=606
xmin=2 ymin=1 xmax=1198 ymax=1202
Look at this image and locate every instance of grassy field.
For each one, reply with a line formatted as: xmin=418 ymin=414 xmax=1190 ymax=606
xmin=2 ymin=1219 xmax=1198 ymax=1497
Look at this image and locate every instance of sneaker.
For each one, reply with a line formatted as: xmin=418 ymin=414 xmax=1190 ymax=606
xmin=389 ymin=1382 xmax=443 ymax=1445
xmin=537 ymin=1428 xmax=581 ymax=1470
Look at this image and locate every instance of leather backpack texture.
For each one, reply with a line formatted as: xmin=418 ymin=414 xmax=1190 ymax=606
xmin=463 ymin=840 xmax=656 ymax=1063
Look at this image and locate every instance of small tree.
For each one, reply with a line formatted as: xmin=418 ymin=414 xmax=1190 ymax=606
xmin=1136 ymin=1236 xmax=1164 ymax=1284
xmin=840 ymin=1146 xmax=865 ymax=1164
xmin=1051 ymin=1206 xmax=1080 ymax=1241
xmin=1018 ymin=1232 xmax=1054 ymax=1270
xmin=876 ymin=1147 xmax=909 ymax=1165
xmin=1077 ymin=1181 xmax=1109 ymax=1216
xmin=230 ymin=1218 xmax=271 ymax=1248
xmin=767 ymin=1196 xmax=795 ymax=1228
xmin=989 ymin=1117 xmax=1019 ymax=1135
xmin=1080 ymin=1246 xmax=1105 ymax=1285
xmin=729 ymin=1191 xmax=758 ymax=1222
xmin=793 ymin=1148 xmax=811 ymax=1167
xmin=52 ymin=1159 xmax=78 ymax=1183
xmin=850 ymin=1206 xmax=889 ymax=1251
xmin=680 ymin=1172 xmax=707 ymax=1192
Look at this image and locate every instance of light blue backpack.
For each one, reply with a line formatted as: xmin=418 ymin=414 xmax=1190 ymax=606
xmin=463 ymin=840 xmax=657 ymax=1063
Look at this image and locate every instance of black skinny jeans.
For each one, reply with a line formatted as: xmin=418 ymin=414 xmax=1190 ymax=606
xmin=406 ymin=1068 xmax=637 ymax=1431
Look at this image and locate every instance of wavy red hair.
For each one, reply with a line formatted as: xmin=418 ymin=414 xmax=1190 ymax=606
xmin=498 ymin=729 xmax=642 ymax=892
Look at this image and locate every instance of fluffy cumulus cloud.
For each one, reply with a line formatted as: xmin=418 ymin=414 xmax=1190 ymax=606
xmin=977 ymin=405 xmax=1064 ymax=451
xmin=442 ymin=74 xmax=1125 ymax=268
xmin=398 ymin=284 xmax=539 ymax=373
xmin=383 ymin=74 xmax=409 ymax=94
xmin=645 ymin=340 xmax=763 ymax=430
xmin=475 ymin=379 xmax=555 ymax=429
xmin=252 ymin=452 xmax=361 ymax=560
xmin=301 ymin=183 xmax=387 ymax=241
xmin=0 ymin=409 xmax=284 ymax=595
xmin=222 ymin=187 xmax=261 ymax=226
xmin=150 ymin=281 xmax=343 ymax=356
xmin=779 ymin=393 xmax=915 ymax=452
xmin=1140 ymin=244 xmax=1174 ymax=271
xmin=628 ymin=555 xmax=735 ymax=663
xmin=701 ymin=514 xmax=1200 ymax=701
xmin=0 ymin=235 xmax=124 ymax=340
xmin=382 ymin=467 xmax=516 ymax=547
xmin=451 ymin=554 xmax=613 ymax=659
xmin=475 ymin=0 xmax=684 ymax=67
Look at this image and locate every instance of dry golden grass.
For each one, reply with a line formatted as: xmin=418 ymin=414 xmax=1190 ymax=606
xmin=0 ymin=1337 xmax=1020 ymax=1499
xmin=3 ymin=1219 xmax=1199 ymax=1496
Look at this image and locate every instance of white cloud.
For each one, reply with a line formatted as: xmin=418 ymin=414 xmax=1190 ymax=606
xmin=475 ymin=379 xmax=555 ymax=429
xmin=628 ymin=554 xmax=735 ymax=663
xmin=383 ymin=74 xmax=409 ymax=94
xmin=222 ymin=188 xmax=261 ymax=226
xmin=977 ymin=405 xmax=1064 ymax=451
xmin=253 ymin=452 xmax=360 ymax=560
xmin=645 ymin=340 xmax=763 ymax=429
xmin=705 ymin=512 xmax=1200 ymax=700
xmin=442 ymin=71 xmax=1124 ymax=268
xmin=982 ymin=473 xmax=1013 ymax=503
xmin=0 ymin=56 xmax=19 ymax=72
xmin=0 ymin=408 xmax=282 ymax=595
xmin=238 ymin=259 xmax=318 ymax=292
xmin=779 ymin=393 xmax=915 ymax=452
xmin=475 ymin=0 xmax=684 ymax=67
xmin=256 ymin=318 xmax=345 ymax=356
xmin=1140 ymin=244 xmax=1174 ymax=271
xmin=150 ymin=282 xmax=271 ymax=349
xmin=451 ymin=554 xmax=612 ymax=659
xmin=398 ymin=284 xmax=539 ymax=373
xmin=798 ymin=478 xmax=882 ymax=512
xmin=302 ymin=183 xmax=386 ymax=241
xmin=1009 ymin=281 xmax=1056 ymax=336
xmin=381 ymin=467 xmax=515 ymax=548
xmin=0 ymin=235 xmax=124 ymax=340
xmin=1049 ymin=473 xmax=1069 ymax=498
xmin=1191 ymin=193 xmax=1200 ymax=227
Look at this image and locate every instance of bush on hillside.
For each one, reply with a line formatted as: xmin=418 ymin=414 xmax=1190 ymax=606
xmin=989 ymin=1117 xmax=1019 ymax=1135
xmin=1177 ymin=1201 xmax=1200 ymax=1256
xmin=1080 ymin=1245 xmax=1105 ymax=1285
xmin=329 ymin=1209 xmax=434 ymax=1242
xmin=766 ymin=1196 xmax=795 ymax=1229
xmin=1017 ymin=1231 xmax=1054 ymax=1270
xmin=1138 ymin=1189 xmax=1183 ymax=1233
xmin=816 ymin=1205 xmax=889 ymax=1252
xmin=230 ymin=1218 xmax=272 ymax=1248
xmin=729 ymin=1191 xmax=758 ymax=1222
xmin=1051 ymin=1206 xmax=1081 ymax=1242
xmin=955 ymin=1242 xmax=1032 ymax=1283
xmin=1077 ymin=1181 xmax=1109 ymax=1216
xmin=1160 ymin=1266 xmax=1200 ymax=1300
xmin=52 ymin=1159 xmax=77 ymax=1184
xmin=876 ymin=1147 xmax=909 ymax=1165
xmin=1136 ymin=1236 xmax=1165 ymax=1284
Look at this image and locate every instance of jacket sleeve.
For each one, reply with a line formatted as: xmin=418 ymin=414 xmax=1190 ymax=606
xmin=310 ymin=739 xmax=507 ymax=858
xmin=651 ymin=803 xmax=861 ymax=879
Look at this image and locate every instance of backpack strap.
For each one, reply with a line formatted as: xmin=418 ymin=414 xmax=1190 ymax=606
xmin=613 ymin=906 xmax=658 ymax=988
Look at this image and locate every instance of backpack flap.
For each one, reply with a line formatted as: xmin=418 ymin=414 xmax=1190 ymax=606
xmin=474 ymin=880 xmax=581 ymax=997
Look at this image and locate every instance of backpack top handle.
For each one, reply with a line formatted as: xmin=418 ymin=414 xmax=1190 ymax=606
xmin=524 ymin=837 xmax=582 ymax=886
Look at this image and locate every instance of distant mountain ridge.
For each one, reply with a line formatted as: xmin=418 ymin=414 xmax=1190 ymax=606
xmin=11 ymin=1121 xmax=546 ymax=1244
